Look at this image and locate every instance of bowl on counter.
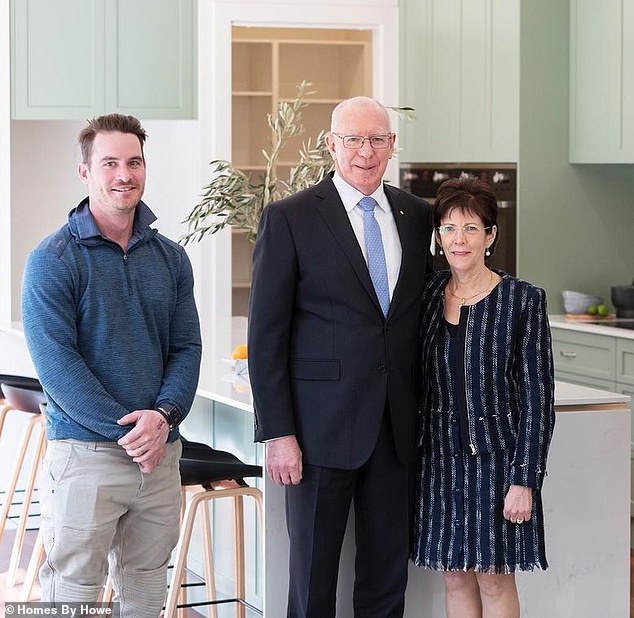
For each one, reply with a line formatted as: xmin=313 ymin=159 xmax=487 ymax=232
xmin=561 ymin=290 xmax=602 ymax=314
xmin=611 ymin=285 xmax=634 ymax=318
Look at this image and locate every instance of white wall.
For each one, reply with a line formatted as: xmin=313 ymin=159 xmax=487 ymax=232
xmin=10 ymin=120 xmax=86 ymax=322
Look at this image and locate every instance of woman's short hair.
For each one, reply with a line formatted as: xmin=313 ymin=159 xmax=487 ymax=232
xmin=433 ymin=177 xmax=498 ymax=230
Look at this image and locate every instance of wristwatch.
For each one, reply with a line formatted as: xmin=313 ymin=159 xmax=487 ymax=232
xmin=155 ymin=403 xmax=182 ymax=430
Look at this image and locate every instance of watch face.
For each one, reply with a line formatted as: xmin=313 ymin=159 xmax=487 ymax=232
xmin=169 ymin=407 xmax=182 ymax=427
xmin=159 ymin=405 xmax=181 ymax=428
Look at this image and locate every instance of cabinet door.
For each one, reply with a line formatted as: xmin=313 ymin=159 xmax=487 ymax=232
xmin=615 ymin=382 xmax=634 ymax=514
xmin=104 ymin=0 xmax=196 ymax=119
xmin=555 ymin=370 xmax=616 ymax=393
xmin=399 ymin=0 xmax=519 ymax=163
xmin=11 ymin=0 xmax=106 ymax=119
xmin=551 ymin=329 xmax=616 ymax=382
xmin=570 ymin=0 xmax=634 ymax=162
xmin=616 ymin=338 xmax=634 ymax=386
xmin=11 ymin=0 xmax=196 ymax=120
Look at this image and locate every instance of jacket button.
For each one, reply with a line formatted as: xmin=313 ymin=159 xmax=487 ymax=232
xmin=377 ymin=363 xmax=386 ymax=373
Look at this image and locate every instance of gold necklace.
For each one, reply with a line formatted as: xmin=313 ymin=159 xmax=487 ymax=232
xmin=447 ymin=270 xmax=493 ymax=307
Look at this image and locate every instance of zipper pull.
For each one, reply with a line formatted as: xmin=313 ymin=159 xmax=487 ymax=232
xmin=469 ymin=443 xmax=476 ymax=455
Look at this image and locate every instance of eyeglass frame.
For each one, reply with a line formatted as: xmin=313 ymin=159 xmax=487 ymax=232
xmin=331 ymin=133 xmax=394 ymax=149
xmin=436 ymin=224 xmax=494 ymax=236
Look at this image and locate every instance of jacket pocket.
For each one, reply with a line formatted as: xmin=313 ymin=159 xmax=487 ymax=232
xmin=290 ymin=358 xmax=340 ymax=380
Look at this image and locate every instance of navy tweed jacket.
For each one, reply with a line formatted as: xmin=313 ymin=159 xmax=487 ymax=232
xmin=418 ymin=270 xmax=556 ymax=490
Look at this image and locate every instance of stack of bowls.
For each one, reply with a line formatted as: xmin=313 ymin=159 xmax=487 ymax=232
xmin=561 ymin=290 xmax=602 ymax=314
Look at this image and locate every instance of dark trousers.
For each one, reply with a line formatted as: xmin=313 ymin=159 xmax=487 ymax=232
xmin=285 ymin=413 xmax=409 ymax=618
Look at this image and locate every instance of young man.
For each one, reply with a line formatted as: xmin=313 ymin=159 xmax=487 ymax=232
xmin=248 ymin=97 xmax=433 ymax=617
xmin=22 ymin=114 xmax=201 ymax=617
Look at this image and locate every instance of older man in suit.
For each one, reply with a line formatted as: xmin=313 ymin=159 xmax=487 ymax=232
xmin=248 ymin=96 xmax=433 ymax=617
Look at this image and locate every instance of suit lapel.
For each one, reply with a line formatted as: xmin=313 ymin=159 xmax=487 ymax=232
xmin=385 ymin=184 xmax=419 ymax=317
xmin=314 ymin=178 xmax=382 ymax=311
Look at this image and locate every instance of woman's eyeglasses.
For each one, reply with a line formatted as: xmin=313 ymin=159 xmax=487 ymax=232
xmin=437 ymin=224 xmax=492 ymax=236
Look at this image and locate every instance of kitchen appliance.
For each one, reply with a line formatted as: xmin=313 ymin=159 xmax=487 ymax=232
xmin=399 ymin=163 xmax=517 ymax=275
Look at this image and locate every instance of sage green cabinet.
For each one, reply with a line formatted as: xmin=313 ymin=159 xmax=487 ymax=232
xmin=399 ymin=0 xmax=519 ymax=163
xmin=11 ymin=0 xmax=196 ymax=119
xmin=569 ymin=0 xmax=634 ymax=163
xmin=551 ymin=329 xmax=617 ymax=389
xmin=551 ymin=329 xmax=634 ymax=394
xmin=617 ymin=339 xmax=634 ymax=386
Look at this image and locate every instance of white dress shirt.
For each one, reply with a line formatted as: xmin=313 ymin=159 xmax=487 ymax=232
xmin=332 ymin=172 xmax=402 ymax=300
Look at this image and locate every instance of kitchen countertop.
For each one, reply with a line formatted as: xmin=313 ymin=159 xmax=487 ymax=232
xmin=549 ymin=314 xmax=634 ymax=340
xmin=554 ymin=380 xmax=629 ymax=409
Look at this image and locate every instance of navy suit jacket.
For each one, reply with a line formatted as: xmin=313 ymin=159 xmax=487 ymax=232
xmin=248 ymin=175 xmax=433 ymax=469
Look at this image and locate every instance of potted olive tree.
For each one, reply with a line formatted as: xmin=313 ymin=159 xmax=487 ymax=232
xmin=181 ymin=81 xmax=332 ymax=244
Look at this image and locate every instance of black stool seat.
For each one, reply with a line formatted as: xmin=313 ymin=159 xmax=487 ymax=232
xmin=0 ymin=383 xmax=47 ymax=414
xmin=0 ymin=375 xmax=42 ymax=399
xmin=180 ymin=439 xmax=262 ymax=487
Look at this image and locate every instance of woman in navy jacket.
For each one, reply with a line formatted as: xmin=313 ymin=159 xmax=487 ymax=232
xmin=411 ymin=178 xmax=555 ymax=617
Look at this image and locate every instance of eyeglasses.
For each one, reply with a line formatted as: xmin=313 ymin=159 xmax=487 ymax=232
xmin=437 ymin=224 xmax=492 ymax=236
xmin=331 ymin=133 xmax=393 ymax=149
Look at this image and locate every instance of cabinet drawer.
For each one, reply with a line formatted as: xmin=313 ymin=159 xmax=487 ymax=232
xmin=555 ymin=370 xmax=616 ymax=393
xmin=616 ymin=339 xmax=634 ymax=386
xmin=551 ymin=330 xmax=616 ymax=381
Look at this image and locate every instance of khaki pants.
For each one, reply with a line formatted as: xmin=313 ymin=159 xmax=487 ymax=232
xmin=39 ymin=439 xmax=182 ymax=618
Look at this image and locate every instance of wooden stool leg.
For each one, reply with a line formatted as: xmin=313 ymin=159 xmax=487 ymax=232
xmin=19 ymin=526 xmax=45 ymax=601
xmin=0 ymin=402 xmax=15 ymax=436
xmin=0 ymin=413 xmax=38 ymax=541
xmin=201 ymin=500 xmax=218 ymax=618
xmin=7 ymin=418 xmax=47 ymax=587
xmin=164 ymin=491 xmax=206 ymax=618
xmin=233 ymin=495 xmax=246 ymax=618
xmin=175 ymin=487 xmax=188 ymax=618
xmin=102 ymin=575 xmax=114 ymax=603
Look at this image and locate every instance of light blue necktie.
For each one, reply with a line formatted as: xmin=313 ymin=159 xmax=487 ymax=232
xmin=358 ymin=196 xmax=390 ymax=317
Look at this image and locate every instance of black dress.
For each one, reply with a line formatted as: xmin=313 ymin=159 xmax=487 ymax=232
xmin=412 ymin=305 xmax=549 ymax=574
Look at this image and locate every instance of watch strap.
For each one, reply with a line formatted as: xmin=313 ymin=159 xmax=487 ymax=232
xmin=156 ymin=404 xmax=181 ymax=430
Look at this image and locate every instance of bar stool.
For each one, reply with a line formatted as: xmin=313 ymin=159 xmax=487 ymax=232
xmin=163 ymin=439 xmax=263 ymax=618
xmin=0 ymin=382 xmax=47 ymax=588
xmin=0 ymin=375 xmax=42 ymax=550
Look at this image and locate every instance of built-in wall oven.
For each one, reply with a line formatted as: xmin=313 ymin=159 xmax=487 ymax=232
xmin=399 ymin=163 xmax=517 ymax=276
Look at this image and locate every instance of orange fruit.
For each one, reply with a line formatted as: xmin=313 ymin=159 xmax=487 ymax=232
xmin=231 ymin=343 xmax=248 ymax=360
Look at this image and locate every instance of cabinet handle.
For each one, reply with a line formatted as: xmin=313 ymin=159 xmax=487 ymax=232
xmin=559 ymin=351 xmax=577 ymax=358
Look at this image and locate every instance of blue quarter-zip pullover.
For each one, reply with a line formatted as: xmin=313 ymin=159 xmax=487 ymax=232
xmin=22 ymin=198 xmax=201 ymax=442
